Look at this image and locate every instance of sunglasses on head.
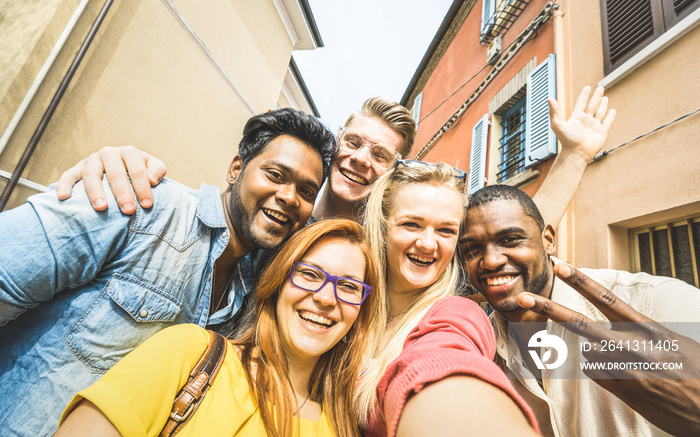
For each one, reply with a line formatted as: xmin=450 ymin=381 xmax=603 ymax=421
xmin=393 ymin=159 xmax=467 ymax=183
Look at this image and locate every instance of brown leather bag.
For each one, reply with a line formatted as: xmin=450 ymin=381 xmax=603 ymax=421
xmin=160 ymin=330 xmax=228 ymax=437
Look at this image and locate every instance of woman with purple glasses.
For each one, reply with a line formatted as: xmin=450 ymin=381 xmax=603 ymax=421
xmin=57 ymin=219 xmax=378 ymax=437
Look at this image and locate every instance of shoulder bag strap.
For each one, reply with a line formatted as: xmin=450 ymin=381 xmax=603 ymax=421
xmin=160 ymin=330 xmax=228 ymax=437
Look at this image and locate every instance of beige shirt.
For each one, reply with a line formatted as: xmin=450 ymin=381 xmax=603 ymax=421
xmin=494 ymin=265 xmax=700 ymax=437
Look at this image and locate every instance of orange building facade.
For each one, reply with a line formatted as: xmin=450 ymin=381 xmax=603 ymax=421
xmin=403 ymin=0 xmax=558 ymax=199
xmin=403 ymin=0 xmax=700 ymax=287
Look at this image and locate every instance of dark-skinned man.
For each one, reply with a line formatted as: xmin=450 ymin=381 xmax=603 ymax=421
xmin=461 ymin=184 xmax=700 ymax=437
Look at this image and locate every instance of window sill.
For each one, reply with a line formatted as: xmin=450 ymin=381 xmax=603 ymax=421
xmin=500 ymin=167 xmax=540 ymax=188
xmin=599 ymin=8 xmax=700 ymax=89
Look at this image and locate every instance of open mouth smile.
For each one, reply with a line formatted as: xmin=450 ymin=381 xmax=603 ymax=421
xmin=340 ymin=168 xmax=368 ymax=185
xmin=485 ymin=275 xmax=517 ymax=286
xmin=407 ymin=254 xmax=436 ymax=267
xmin=262 ymin=208 xmax=290 ymax=225
xmin=298 ymin=310 xmax=335 ymax=329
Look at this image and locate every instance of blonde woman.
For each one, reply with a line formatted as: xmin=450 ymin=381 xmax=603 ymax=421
xmin=356 ymin=161 xmax=539 ymax=436
xmin=57 ymin=219 xmax=378 ymax=437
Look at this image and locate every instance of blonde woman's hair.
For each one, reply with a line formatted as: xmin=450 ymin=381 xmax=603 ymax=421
xmin=233 ymin=219 xmax=379 ymax=437
xmin=355 ymin=162 xmax=468 ymax=426
xmin=345 ymin=97 xmax=416 ymax=158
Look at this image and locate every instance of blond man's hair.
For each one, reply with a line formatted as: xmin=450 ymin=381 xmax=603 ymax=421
xmin=345 ymin=97 xmax=416 ymax=157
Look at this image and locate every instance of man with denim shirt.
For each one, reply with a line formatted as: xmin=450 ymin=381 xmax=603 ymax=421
xmin=0 ymin=108 xmax=334 ymax=436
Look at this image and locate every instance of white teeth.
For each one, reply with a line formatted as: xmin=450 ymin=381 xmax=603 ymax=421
xmin=407 ymin=254 xmax=435 ymax=266
xmin=340 ymin=169 xmax=368 ymax=185
xmin=485 ymin=276 xmax=515 ymax=286
xmin=262 ymin=208 xmax=289 ymax=223
xmin=299 ymin=311 xmax=334 ymax=327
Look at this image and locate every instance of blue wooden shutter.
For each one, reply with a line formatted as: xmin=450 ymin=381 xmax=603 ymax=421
xmin=525 ymin=54 xmax=557 ymax=168
xmin=468 ymin=114 xmax=490 ymax=194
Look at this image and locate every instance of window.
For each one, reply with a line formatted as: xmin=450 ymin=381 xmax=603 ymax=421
xmin=497 ymin=98 xmax=526 ymax=182
xmin=630 ymin=215 xmax=700 ymax=287
xmin=481 ymin=0 xmax=496 ymax=37
xmin=486 ymin=55 xmax=556 ymax=186
xmin=600 ymin=0 xmax=700 ymax=74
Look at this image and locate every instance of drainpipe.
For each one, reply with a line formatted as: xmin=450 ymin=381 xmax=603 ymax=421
xmin=551 ymin=2 xmax=575 ymax=264
xmin=553 ymin=5 xmax=567 ymax=115
xmin=0 ymin=0 xmax=114 ymax=211
xmin=0 ymin=0 xmax=90 ymax=161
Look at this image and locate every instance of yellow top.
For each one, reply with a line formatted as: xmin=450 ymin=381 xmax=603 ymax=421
xmin=60 ymin=324 xmax=334 ymax=436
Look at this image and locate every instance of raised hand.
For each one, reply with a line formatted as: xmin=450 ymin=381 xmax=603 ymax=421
xmin=517 ymin=262 xmax=700 ymax=437
xmin=533 ymin=86 xmax=617 ymax=227
xmin=548 ymin=86 xmax=616 ymax=161
xmin=56 ymin=146 xmax=167 ymax=214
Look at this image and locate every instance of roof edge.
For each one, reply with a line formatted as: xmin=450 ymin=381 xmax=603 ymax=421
xmin=299 ymin=0 xmax=324 ymax=48
xmin=290 ymin=56 xmax=321 ymax=117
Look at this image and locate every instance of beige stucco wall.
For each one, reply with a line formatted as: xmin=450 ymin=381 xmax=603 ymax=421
xmin=557 ymin=1 xmax=700 ymax=270
xmin=0 ymin=0 xmax=303 ymax=209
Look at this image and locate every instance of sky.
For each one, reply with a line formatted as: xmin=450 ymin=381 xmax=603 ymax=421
xmin=293 ymin=0 xmax=455 ymax=131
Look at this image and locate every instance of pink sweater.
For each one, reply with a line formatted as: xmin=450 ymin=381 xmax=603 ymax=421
xmin=364 ymin=296 xmax=539 ymax=436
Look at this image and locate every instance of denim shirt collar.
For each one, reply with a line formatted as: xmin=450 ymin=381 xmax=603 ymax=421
xmin=196 ymin=183 xmax=228 ymax=229
xmin=194 ymin=183 xmax=256 ymax=324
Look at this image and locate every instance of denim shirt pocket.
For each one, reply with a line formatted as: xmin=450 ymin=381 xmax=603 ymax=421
xmin=66 ymin=273 xmax=182 ymax=373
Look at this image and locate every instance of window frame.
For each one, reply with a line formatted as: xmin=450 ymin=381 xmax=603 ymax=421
xmin=497 ymin=97 xmax=527 ymax=183
xmin=629 ymin=214 xmax=700 ymax=287
xmin=600 ymin=0 xmax=700 ymax=75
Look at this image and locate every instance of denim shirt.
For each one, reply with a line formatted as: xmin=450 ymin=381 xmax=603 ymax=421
xmin=0 ymin=178 xmax=254 ymax=436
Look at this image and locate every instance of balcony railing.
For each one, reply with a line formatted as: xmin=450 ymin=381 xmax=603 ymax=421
xmin=480 ymin=0 xmax=530 ymax=44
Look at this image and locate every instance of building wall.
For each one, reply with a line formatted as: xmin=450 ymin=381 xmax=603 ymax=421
xmin=0 ymin=0 xmax=316 ymax=210
xmin=409 ymin=0 xmax=555 ymax=198
xmin=560 ymin=0 xmax=700 ymax=271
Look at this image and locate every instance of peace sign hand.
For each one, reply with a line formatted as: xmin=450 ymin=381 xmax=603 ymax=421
xmin=517 ymin=262 xmax=700 ymax=437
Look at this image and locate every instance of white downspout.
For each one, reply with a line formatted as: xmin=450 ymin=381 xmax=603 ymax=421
xmin=0 ymin=0 xmax=91 ymax=161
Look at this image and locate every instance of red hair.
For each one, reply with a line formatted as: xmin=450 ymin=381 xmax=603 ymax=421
xmin=233 ymin=219 xmax=378 ymax=437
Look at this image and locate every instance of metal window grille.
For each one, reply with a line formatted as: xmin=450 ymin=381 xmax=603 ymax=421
xmin=630 ymin=216 xmax=700 ymax=287
xmin=481 ymin=0 xmax=530 ymax=44
xmin=497 ymin=98 xmax=526 ymax=183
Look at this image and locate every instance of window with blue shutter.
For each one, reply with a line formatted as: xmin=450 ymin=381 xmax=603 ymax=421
xmin=497 ymin=97 xmax=527 ymax=182
xmin=468 ymin=114 xmax=490 ymax=194
xmin=525 ymin=54 xmax=557 ymax=168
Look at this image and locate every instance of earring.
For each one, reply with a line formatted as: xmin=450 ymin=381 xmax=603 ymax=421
xmin=229 ymin=178 xmax=234 ymax=182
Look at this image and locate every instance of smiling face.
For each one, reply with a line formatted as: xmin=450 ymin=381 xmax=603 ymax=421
xmin=276 ymin=237 xmax=365 ymax=365
xmin=227 ymin=134 xmax=323 ymax=252
xmin=385 ymin=183 xmax=462 ymax=296
xmin=461 ymin=199 xmax=556 ymax=322
xmin=328 ymin=115 xmax=402 ymax=206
